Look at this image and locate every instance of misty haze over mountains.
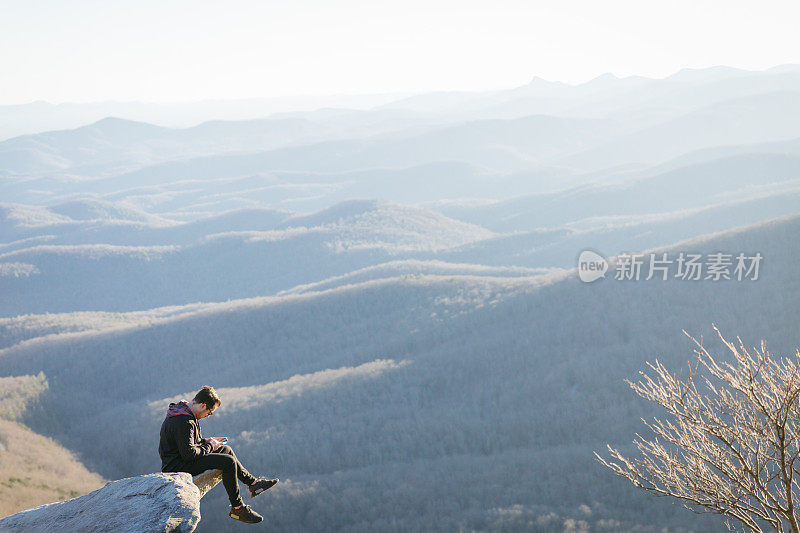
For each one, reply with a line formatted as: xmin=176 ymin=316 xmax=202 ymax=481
xmin=1 ymin=65 xmax=799 ymax=531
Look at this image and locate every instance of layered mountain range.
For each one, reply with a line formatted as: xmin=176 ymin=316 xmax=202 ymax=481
xmin=1 ymin=65 xmax=799 ymax=531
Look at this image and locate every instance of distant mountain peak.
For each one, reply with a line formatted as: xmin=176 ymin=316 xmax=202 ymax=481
xmin=581 ymin=72 xmax=622 ymax=88
xmin=83 ymin=116 xmax=168 ymax=136
xmin=666 ymin=65 xmax=749 ymax=83
xmin=281 ymin=199 xmax=390 ymax=227
xmin=526 ymin=76 xmax=563 ymax=86
xmin=91 ymin=116 xmax=147 ymax=127
xmin=766 ymin=63 xmax=800 ymax=74
xmin=591 ymin=72 xmax=619 ymax=81
xmin=273 ymin=199 xmax=494 ymax=251
xmin=49 ymin=198 xmax=170 ymax=224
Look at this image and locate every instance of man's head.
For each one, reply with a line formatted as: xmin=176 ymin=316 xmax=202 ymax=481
xmin=190 ymin=385 xmax=221 ymax=419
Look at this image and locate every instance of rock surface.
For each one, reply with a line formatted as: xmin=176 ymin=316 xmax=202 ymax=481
xmin=0 ymin=471 xmax=217 ymax=532
xmin=192 ymin=469 xmax=223 ymax=498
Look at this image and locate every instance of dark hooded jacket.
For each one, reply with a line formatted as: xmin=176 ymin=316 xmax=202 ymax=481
xmin=159 ymin=400 xmax=213 ymax=472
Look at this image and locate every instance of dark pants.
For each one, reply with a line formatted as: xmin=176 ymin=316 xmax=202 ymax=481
xmin=171 ymin=445 xmax=256 ymax=507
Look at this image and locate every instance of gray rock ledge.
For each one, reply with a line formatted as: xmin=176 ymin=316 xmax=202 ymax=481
xmin=0 ymin=471 xmax=222 ymax=532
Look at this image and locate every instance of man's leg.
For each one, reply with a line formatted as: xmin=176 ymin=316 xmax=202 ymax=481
xmin=215 ymin=445 xmax=257 ymax=486
xmin=215 ymin=445 xmax=278 ymax=498
xmin=181 ymin=453 xmax=246 ymax=507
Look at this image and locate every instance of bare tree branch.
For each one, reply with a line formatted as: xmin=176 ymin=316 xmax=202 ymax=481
xmin=596 ymin=326 xmax=800 ymax=532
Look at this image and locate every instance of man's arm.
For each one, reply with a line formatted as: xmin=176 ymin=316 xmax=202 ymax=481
xmin=174 ymin=418 xmax=213 ymax=461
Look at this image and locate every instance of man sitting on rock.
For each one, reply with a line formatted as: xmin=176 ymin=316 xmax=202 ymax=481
xmin=159 ymin=385 xmax=279 ymax=524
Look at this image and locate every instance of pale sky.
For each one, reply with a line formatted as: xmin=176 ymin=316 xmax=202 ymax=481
xmin=2 ymin=0 xmax=799 ymax=105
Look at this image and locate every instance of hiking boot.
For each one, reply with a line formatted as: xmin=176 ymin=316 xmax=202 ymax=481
xmin=229 ymin=504 xmax=263 ymax=524
xmin=249 ymin=477 xmax=279 ymax=497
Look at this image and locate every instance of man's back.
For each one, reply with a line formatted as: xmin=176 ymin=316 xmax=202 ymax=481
xmin=159 ymin=401 xmax=211 ymax=471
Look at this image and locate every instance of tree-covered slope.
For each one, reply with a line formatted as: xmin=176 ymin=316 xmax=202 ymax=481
xmin=1 ymin=214 xmax=797 ymax=530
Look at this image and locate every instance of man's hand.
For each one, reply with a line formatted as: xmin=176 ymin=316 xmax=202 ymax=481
xmin=205 ymin=436 xmax=229 ymax=451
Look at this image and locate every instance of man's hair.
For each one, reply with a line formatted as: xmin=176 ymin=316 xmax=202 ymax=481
xmin=193 ymin=385 xmax=221 ymax=410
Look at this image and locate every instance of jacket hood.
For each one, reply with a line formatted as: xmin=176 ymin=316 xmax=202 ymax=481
xmin=166 ymin=400 xmax=195 ymax=418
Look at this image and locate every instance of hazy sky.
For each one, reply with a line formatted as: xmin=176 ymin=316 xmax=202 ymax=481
xmin=2 ymin=0 xmax=799 ymax=105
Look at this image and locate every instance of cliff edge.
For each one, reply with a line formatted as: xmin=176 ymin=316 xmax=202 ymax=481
xmin=0 ymin=471 xmax=222 ymax=532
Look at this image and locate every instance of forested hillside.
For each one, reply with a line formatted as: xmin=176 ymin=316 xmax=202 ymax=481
xmin=0 ymin=375 xmax=106 ymax=517
xmin=1 ymin=214 xmax=796 ymax=530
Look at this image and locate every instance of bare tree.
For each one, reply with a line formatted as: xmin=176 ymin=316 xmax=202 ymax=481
xmin=596 ymin=326 xmax=800 ymax=533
